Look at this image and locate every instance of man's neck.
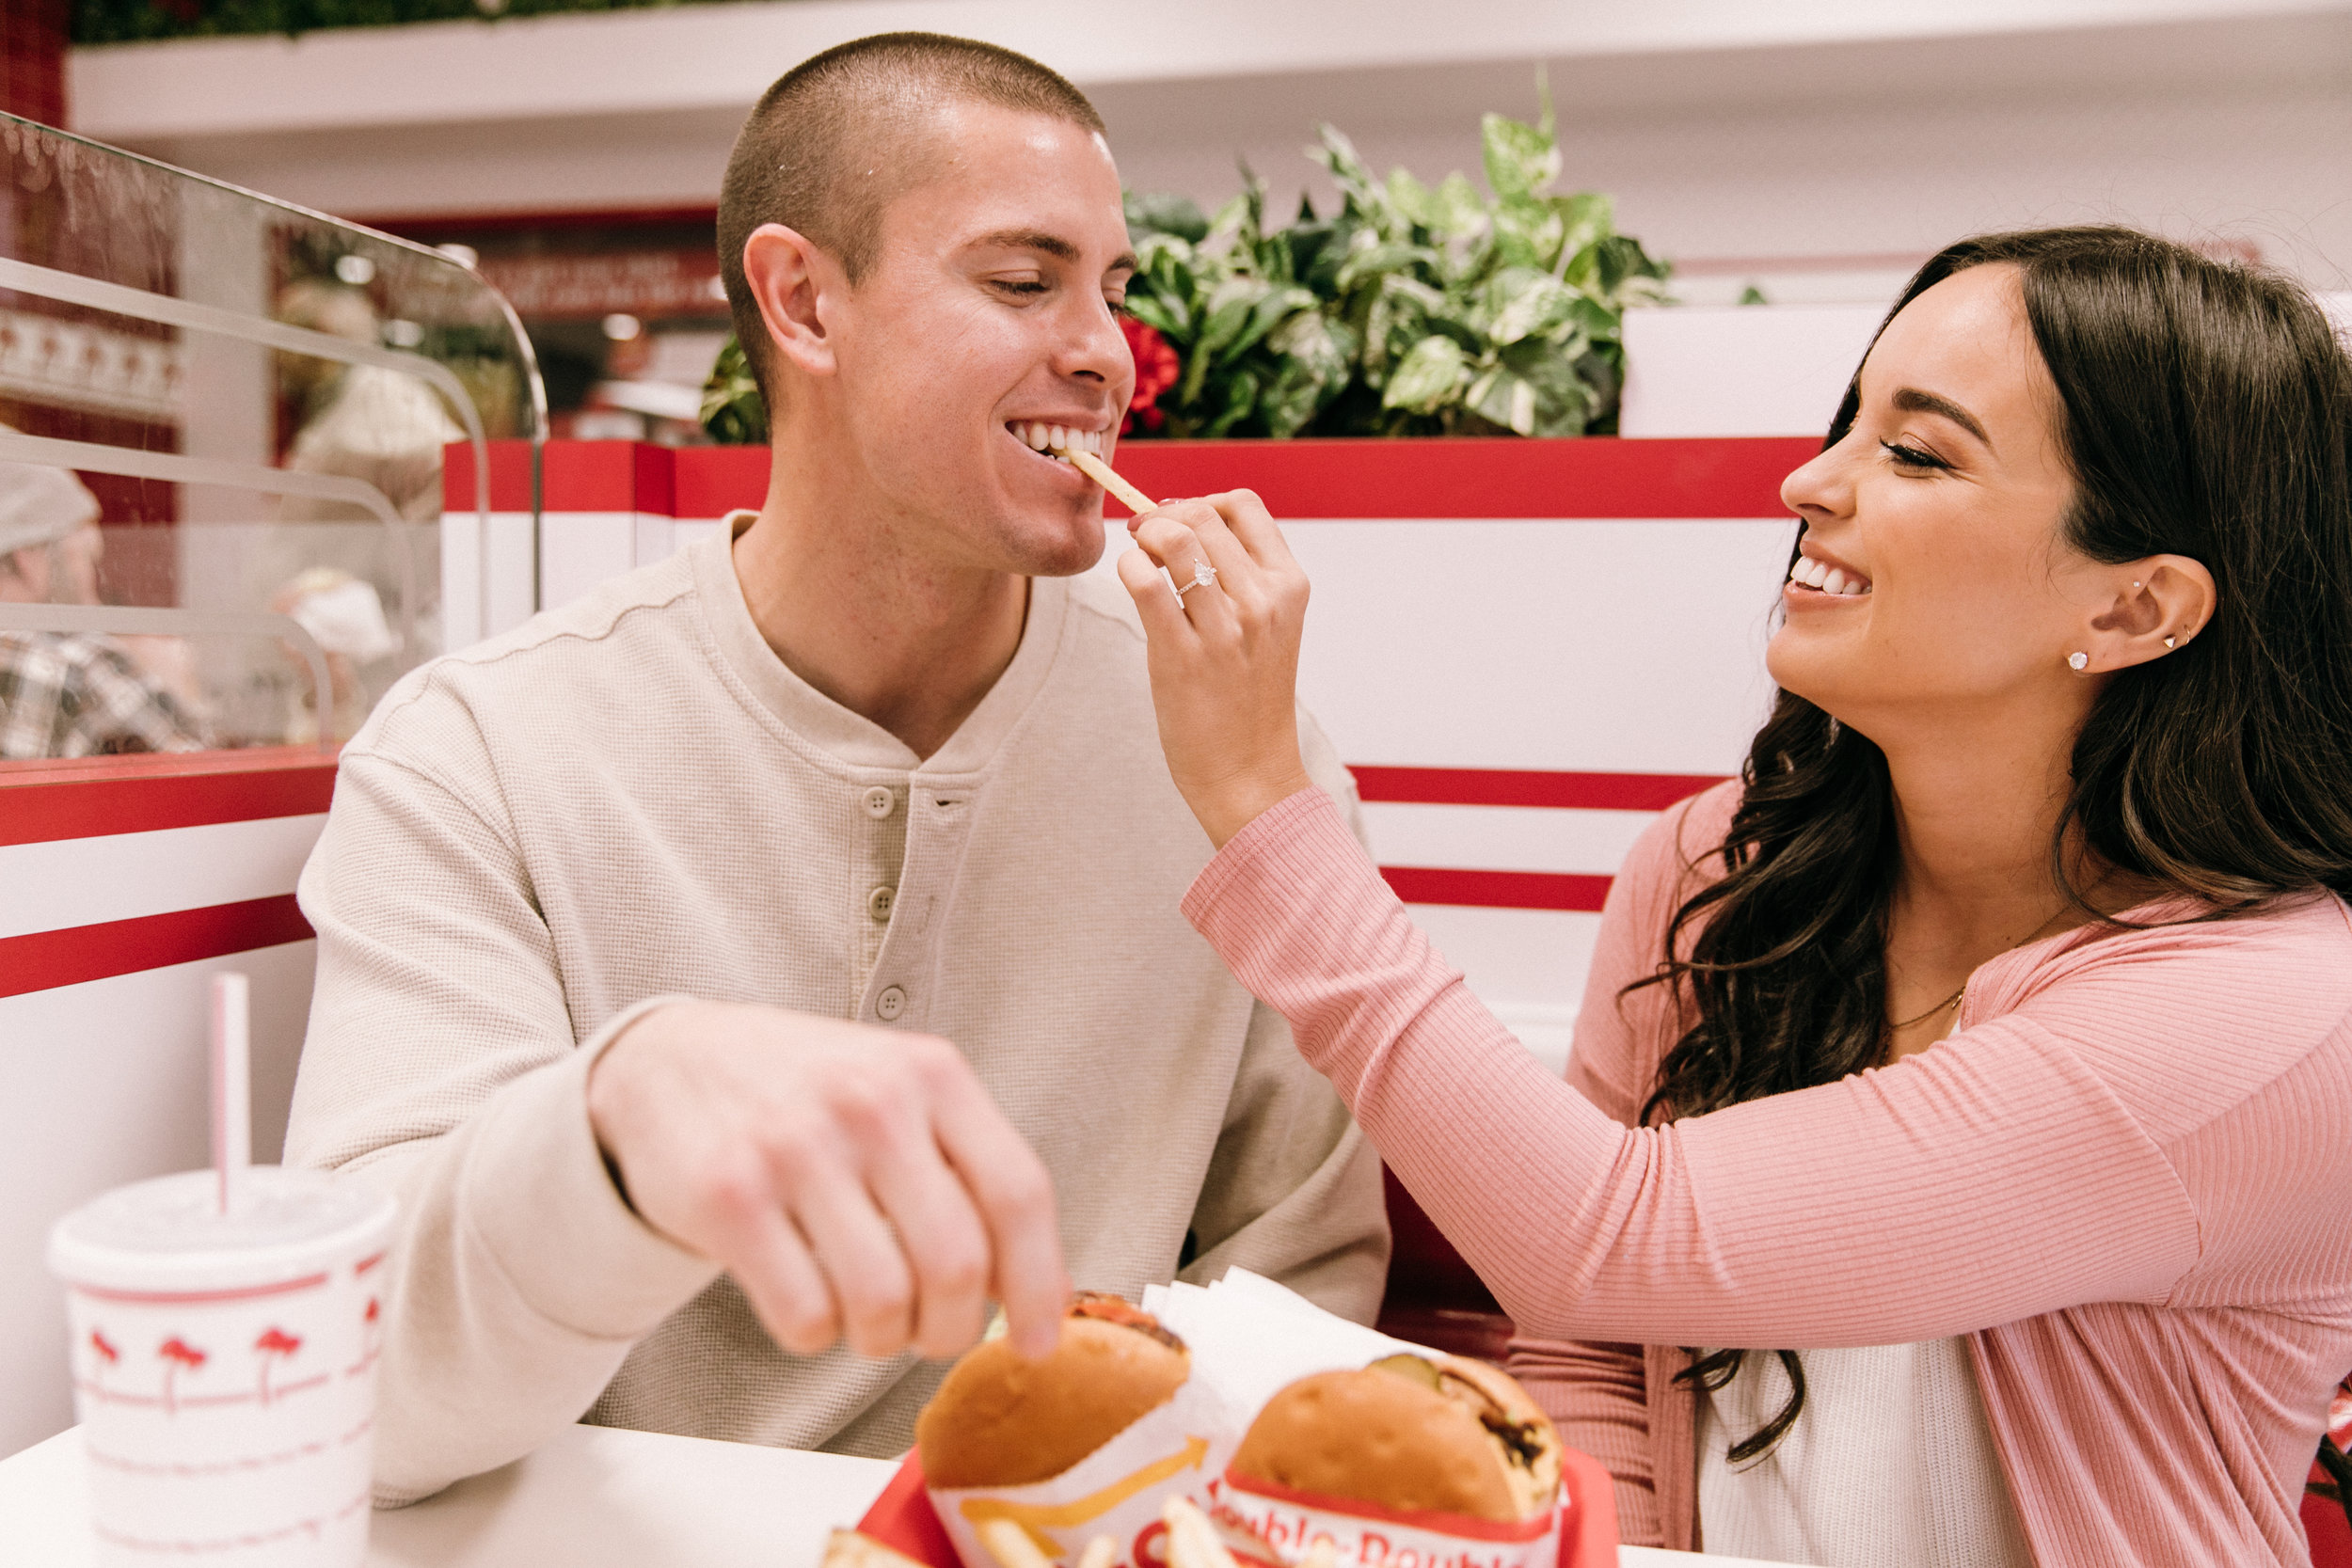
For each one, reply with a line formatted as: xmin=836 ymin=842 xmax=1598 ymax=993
xmin=732 ymin=455 xmax=1029 ymax=763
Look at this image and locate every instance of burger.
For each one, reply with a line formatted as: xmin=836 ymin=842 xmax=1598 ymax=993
xmin=1229 ymin=1354 xmax=1560 ymax=1523
xmin=917 ymin=1292 xmax=1190 ymax=1489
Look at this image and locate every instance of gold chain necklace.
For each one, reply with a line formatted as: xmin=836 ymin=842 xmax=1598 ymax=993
xmin=1887 ymin=902 xmax=2078 ymax=1032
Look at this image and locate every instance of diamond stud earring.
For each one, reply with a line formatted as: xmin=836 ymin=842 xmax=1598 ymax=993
xmin=2164 ymin=635 xmax=2177 ymax=649
xmin=2068 ymin=651 xmax=2090 ymax=671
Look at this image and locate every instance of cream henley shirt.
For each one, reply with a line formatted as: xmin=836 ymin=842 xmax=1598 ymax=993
xmin=284 ymin=517 xmax=1389 ymax=1504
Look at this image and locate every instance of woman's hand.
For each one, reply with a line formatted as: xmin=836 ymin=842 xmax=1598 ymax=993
xmin=1116 ymin=489 xmax=1317 ymax=848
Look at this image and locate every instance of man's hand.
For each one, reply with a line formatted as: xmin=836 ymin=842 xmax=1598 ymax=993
xmin=586 ymin=1001 xmax=1068 ymax=1362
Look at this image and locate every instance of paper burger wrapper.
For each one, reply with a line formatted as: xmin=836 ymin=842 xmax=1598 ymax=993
xmin=927 ymin=1372 xmax=1241 ymax=1568
xmin=1205 ymin=1470 xmax=1561 ymax=1568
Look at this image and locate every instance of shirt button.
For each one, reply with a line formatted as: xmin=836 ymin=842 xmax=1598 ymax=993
xmin=866 ymin=884 xmax=895 ymax=923
xmin=863 ymin=787 xmax=895 ymax=818
xmin=875 ymin=986 xmax=907 ymax=1022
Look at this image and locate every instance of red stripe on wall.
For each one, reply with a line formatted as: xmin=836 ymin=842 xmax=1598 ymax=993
xmin=1378 ymin=867 xmax=1614 ymax=912
xmin=446 ymin=436 xmax=1819 ymax=520
xmin=1353 ymin=766 xmax=1728 ymax=812
xmin=1114 ymin=436 xmax=1815 ymax=519
xmin=0 ymin=752 xmax=338 ymax=847
xmin=0 ymin=895 xmax=315 ymax=999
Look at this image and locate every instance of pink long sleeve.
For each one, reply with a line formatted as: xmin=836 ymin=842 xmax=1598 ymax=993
xmin=1184 ymin=784 xmax=2352 ymax=1563
xmin=1181 ymin=786 xmax=2348 ymax=1350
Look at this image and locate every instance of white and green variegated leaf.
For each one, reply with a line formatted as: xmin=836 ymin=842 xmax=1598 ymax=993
xmin=1385 ymin=168 xmax=1438 ymax=230
xmin=1465 ymin=364 xmax=1540 ymax=436
xmin=1382 ymin=334 xmax=1471 ymax=414
xmin=1334 ymin=239 xmax=1439 ymax=294
xmin=1429 ymin=172 xmax=1491 ymax=244
xmin=1549 ymin=193 xmax=1613 ymax=271
xmin=1480 ymin=111 xmax=1561 ymax=202
xmin=1484 ymin=267 xmax=1581 ymax=345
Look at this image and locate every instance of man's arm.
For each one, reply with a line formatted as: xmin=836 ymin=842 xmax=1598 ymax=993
xmin=287 ymin=745 xmax=723 ymax=1504
xmin=1175 ymin=708 xmax=1389 ymax=1320
xmin=290 ymin=729 xmax=1066 ymax=1503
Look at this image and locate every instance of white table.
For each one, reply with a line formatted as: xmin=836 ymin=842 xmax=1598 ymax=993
xmin=0 ymin=1424 xmax=1798 ymax=1568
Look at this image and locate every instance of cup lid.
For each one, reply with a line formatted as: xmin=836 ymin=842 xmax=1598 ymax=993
xmin=49 ymin=1165 xmax=394 ymax=1295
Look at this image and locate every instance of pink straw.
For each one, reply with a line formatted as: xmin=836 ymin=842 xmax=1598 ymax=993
xmin=211 ymin=973 xmax=251 ymax=1216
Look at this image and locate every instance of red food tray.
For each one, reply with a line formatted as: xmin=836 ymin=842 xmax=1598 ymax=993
xmin=855 ymin=1449 xmax=1620 ymax=1568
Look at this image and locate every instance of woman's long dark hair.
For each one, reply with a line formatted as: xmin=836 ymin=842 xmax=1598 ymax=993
xmin=1633 ymin=227 xmax=2352 ymax=1464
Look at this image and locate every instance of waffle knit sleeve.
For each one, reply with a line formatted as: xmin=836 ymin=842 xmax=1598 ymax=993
xmin=286 ymin=721 xmax=718 ymax=1506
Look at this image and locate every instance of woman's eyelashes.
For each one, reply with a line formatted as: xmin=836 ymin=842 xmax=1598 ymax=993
xmin=1879 ymin=438 xmax=1953 ymax=473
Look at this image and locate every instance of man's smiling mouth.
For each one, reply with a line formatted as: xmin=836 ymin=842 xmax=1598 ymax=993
xmin=1008 ymin=420 xmax=1106 ymax=459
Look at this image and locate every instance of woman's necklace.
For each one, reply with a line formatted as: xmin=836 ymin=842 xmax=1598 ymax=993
xmin=1887 ymin=901 xmax=2080 ymax=1032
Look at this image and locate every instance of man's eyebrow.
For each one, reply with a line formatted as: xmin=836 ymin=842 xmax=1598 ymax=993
xmin=1891 ymin=386 xmax=1991 ymax=447
xmin=969 ymin=229 xmax=1137 ymax=274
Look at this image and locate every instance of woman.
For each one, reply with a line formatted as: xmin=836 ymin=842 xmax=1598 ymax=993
xmin=1115 ymin=227 xmax=2352 ymax=1566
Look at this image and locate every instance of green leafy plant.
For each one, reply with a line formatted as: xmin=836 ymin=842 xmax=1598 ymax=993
xmin=699 ymin=88 xmax=1667 ymax=445
xmin=699 ymin=337 xmax=768 ymax=447
xmin=1120 ymin=93 xmax=1669 ymax=439
xmin=72 ymin=0 xmax=744 ymax=45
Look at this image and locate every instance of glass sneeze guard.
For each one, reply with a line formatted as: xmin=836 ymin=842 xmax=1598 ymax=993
xmin=0 ymin=114 xmax=546 ymax=764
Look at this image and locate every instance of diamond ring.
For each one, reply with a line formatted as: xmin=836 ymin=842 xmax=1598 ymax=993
xmin=1172 ymin=561 xmax=1218 ymax=598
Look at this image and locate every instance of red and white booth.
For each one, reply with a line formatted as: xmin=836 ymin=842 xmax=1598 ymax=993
xmin=1 ymin=430 xmax=1814 ymax=1451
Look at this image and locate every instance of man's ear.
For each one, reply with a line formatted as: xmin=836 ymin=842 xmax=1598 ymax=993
xmin=2085 ymin=554 xmax=2217 ymax=672
xmin=740 ymin=223 xmax=842 ymax=381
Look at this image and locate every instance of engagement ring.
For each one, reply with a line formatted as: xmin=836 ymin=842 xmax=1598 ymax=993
xmin=1173 ymin=562 xmax=1217 ymax=598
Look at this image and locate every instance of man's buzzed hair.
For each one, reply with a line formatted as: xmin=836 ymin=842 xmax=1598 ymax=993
xmin=718 ymin=32 xmax=1106 ymax=404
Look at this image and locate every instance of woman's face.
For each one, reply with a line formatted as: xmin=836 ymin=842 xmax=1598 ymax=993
xmin=1767 ymin=264 xmax=2101 ymax=740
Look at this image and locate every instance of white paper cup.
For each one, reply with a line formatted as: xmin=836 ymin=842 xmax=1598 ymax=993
xmin=48 ymin=1166 xmax=397 ymax=1568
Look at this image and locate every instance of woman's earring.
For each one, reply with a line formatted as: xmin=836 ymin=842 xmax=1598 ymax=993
xmin=2164 ymin=635 xmax=2177 ymax=649
xmin=2068 ymin=651 xmax=2090 ymax=671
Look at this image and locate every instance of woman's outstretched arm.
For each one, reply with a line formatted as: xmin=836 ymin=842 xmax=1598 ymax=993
xmin=1178 ymin=784 xmax=2220 ymax=1349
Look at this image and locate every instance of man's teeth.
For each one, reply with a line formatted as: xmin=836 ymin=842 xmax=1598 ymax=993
xmin=1013 ymin=421 xmax=1105 ymax=458
xmin=1788 ymin=555 xmax=1872 ymax=595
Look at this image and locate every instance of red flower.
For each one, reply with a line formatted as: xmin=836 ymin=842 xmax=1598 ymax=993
xmin=1120 ymin=315 xmax=1180 ymax=436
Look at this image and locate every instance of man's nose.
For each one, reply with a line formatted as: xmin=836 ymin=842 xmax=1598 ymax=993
xmin=1057 ymin=294 xmax=1129 ymax=388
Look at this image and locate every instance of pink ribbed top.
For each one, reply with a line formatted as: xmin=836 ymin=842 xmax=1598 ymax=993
xmin=1182 ymin=783 xmax=2352 ymax=1566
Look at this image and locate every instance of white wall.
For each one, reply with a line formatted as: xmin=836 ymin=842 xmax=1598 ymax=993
xmin=67 ymin=1 xmax=2352 ymax=293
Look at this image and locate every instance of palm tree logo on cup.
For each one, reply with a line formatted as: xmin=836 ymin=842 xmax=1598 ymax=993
xmin=253 ymin=1326 xmax=303 ymax=1405
xmin=156 ymin=1337 xmax=206 ymax=1415
xmin=87 ymin=1328 xmax=119 ymax=1397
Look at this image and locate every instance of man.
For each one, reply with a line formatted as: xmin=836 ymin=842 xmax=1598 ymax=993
xmin=285 ymin=32 xmax=1387 ymax=1505
xmin=0 ymin=456 xmax=202 ymax=759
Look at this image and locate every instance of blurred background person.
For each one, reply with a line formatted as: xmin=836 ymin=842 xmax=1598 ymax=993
xmin=271 ymin=565 xmax=400 ymax=744
xmin=0 ymin=455 xmax=204 ymax=760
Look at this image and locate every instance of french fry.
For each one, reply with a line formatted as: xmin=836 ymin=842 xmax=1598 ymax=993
xmin=1060 ymin=447 xmax=1157 ymax=517
xmin=1162 ymin=1497 xmax=1239 ymax=1568
xmin=1075 ymin=1535 xmax=1119 ymax=1568
xmin=977 ymin=1518 xmax=1058 ymax=1568
xmin=822 ymin=1530 xmax=933 ymax=1568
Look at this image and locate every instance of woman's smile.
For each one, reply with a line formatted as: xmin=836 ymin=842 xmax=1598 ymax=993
xmin=1784 ymin=544 xmax=1874 ymax=604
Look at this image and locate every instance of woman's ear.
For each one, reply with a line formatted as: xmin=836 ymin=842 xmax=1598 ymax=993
xmin=740 ymin=223 xmax=841 ymax=381
xmin=2085 ymin=554 xmax=2216 ymax=671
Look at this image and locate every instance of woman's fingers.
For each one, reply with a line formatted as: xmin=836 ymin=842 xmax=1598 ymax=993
xmin=1200 ymin=489 xmax=1300 ymax=577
